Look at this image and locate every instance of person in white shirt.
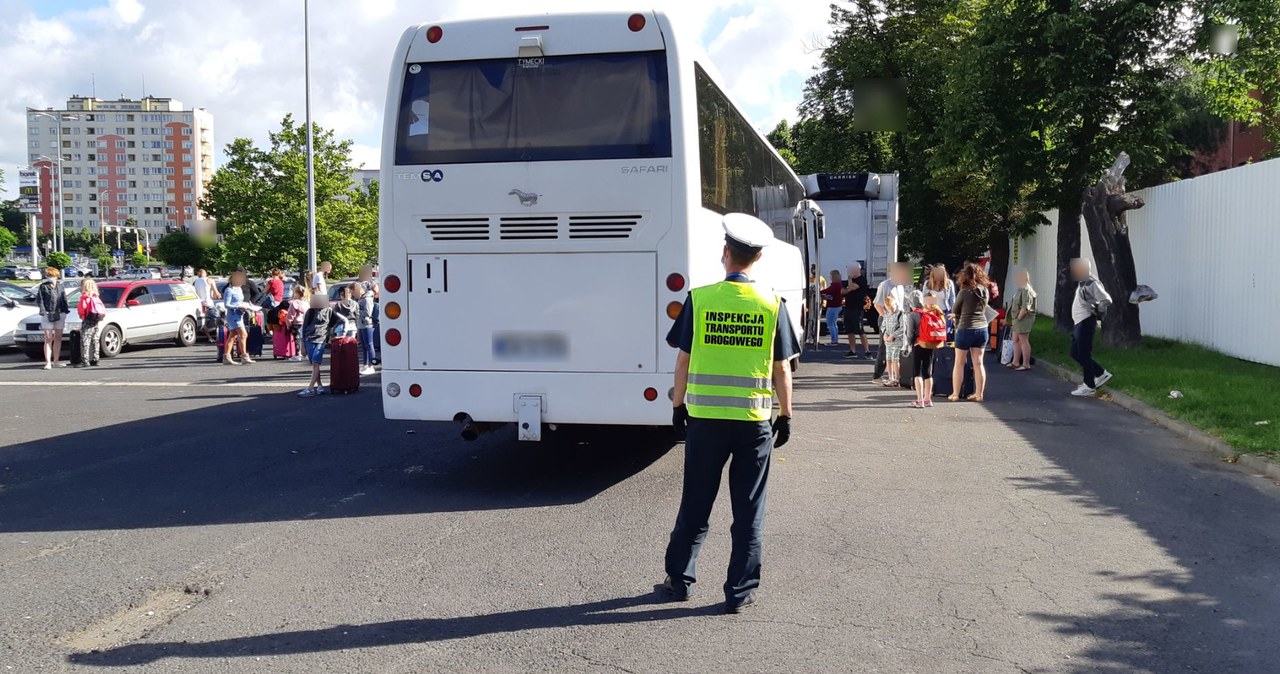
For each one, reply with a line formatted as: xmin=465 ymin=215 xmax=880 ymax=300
xmin=191 ymin=269 xmax=222 ymax=341
xmin=311 ymin=261 xmax=331 ymax=296
xmin=1068 ymin=258 xmax=1114 ymax=396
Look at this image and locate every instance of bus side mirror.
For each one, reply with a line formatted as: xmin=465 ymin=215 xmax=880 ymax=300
xmin=816 ymin=214 xmax=826 ymax=239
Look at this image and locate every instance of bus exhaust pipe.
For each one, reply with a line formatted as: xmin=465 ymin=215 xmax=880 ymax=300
xmin=456 ymin=415 xmax=501 ymax=442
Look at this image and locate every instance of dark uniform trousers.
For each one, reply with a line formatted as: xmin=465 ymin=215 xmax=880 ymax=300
xmin=664 ymin=417 xmax=773 ymax=603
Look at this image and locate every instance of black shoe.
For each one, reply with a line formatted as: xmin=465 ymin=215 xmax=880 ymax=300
xmin=843 ymin=352 xmax=858 ymax=359
xmin=725 ymin=594 xmax=756 ymax=614
xmin=658 ymin=576 xmax=691 ymax=602
xmin=90 ymin=361 xmax=100 ymax=366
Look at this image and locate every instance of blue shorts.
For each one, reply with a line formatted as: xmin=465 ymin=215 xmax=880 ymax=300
xmin=305 ymin=341 xmax=326 ymax=365
xmin=954 ymin=327 xmax=988 ymax=350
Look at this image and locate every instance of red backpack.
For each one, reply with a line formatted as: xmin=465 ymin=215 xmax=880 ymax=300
xmin=916 ymin=308 xmax=947 ymax=346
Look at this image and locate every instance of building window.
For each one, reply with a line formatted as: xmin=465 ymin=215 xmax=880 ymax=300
xmin=181 ymin=128 xmax=192 ymax=136
xmin=116 ymin=167 xmax=127 ymax=175
xmin=116 ymin=153 xmax=125 ymax=162
xmin=29 ymin=127 xmax=39 ymax=135
xmin=182 ymin=154 xmax=192 ymax=162
xmin=182 ymin=141 xmax=192 ymax=149
xmin=29 ymin=140 xmax=39 ymax=148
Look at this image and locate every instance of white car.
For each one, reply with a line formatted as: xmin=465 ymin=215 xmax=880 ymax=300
xmin=14 ymin=279 xmax=203 ymax=359
xmin=0 ymin=283 xmax=38 ymax=347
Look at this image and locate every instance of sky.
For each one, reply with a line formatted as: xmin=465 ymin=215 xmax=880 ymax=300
xmin=0 ymin=0 xmax=833 ymax=200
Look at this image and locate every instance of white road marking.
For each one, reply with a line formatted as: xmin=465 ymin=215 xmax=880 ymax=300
xmin=0 ymin=380 xmax=303 ymax=389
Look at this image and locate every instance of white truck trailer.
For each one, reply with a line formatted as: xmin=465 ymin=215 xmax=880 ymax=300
xmin=801 ymin=172 xmax=899 ymax=288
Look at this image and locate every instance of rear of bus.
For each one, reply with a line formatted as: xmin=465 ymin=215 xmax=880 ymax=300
xmin=378 ymin=12 xmax=687 ymax=437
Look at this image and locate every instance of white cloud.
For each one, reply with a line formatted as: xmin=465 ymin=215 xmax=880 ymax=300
xmin=0 ymin=0 xmax=829 ymax=198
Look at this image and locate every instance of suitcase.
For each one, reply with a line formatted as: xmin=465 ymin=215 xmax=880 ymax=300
xmin=246 ymin=323 xmax=264 ymax=358
xmin=932 ymin=345 xmax=976 ymax=398
xmin=216 ymin=325 xmax=227 ymax=363
xmin=897 ymin=349 xmax=914 ymax=387
xmin=272 ymin=329 xmax=297 ymax=359
xmin=329 ymin=336 xmax=360 ymax=394
xmin=69 ymin=330 xmax=83 ymax=365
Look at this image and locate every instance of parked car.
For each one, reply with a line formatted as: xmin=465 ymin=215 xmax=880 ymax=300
xmin=0 ymin=282 xmax=39 ymax=347
xmin=13 ymin=279 xmax=203 ymax=360
xmin=16 ymin=267 xmax=42 ymax=281
xmin=326 ymin=278 xmax=362 ymax=307
xmin=0 ymin=267 xmax=19 ymax=280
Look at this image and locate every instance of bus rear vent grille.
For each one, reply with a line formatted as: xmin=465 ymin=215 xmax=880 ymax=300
xmin=499 ymin=216 xmax=559 ymax=240
xmin=423 ymin=217 xmax=490 ymax=241
xmin=568 ymin=215 xmax=641 ymax=239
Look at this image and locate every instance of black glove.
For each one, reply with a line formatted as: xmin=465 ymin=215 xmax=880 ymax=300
xmin=772 ymin=415 xmax=791 ymax=448
xmin=672 ymin=405 xmax=689 ymax=440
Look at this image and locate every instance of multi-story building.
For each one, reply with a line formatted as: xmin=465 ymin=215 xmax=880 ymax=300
xmin=25 ymin=95 xmax=214 ymax=240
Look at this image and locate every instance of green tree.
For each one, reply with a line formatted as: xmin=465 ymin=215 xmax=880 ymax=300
xmin=45 ymin=251 xmax=72 ymax=269
xmin=944 ymin=0 xmax=1280 ymax=337
xmin=1 ymin=199 xmax=25 ymax=238
xmin=0 ymin=227 xmax=17 ymax=257
xmin=201 ymin=115 xmax=377 ymax=277
xmin=130 ymin=251 xmax=149 ymax=268
xmin=155 ymin=231 xmax=213 ymax=267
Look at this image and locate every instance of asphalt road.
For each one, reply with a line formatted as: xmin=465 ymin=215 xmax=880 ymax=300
xmin=1 ymin=339 xmax=1278 ymax=673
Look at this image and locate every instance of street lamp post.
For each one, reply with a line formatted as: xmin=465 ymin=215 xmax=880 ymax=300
xmin=30 ymin=110 xmax=81 ymax=252
xmin=304 ymin=0 xmax=318 ymax=280
xmin=33 ymin=153 xmax=61 ymax=254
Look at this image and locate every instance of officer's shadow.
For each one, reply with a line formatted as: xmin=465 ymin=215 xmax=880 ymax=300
xmin=67 ymin=590 xmax=715 ymax=667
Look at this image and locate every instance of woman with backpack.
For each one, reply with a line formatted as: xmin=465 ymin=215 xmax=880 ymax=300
xmin=36 ymin=267 xmax=71 ymax=370
xmin=906 ymin=290 xmax=948 ymax=407
xmin=75 ymin=278 xmax=107 ymax=367
xmin=949 ymin=263 xmax=991 ymax=402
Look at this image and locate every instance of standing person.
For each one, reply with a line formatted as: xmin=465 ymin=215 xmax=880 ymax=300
xmin=949 ymin=263 xmax=991 ymax=402
xmin=906 ymin=290 xmax=947 ymax=407
xmin=1069 ymin=258 xmax=1114 ymax=396
xmin=75 ymin=277 xmax=107 ymax=367
xmin=880 ymin=292 xmax=906 ymax=387
xmin=265 ymin=268 xmax=285 ymax=305
xmin=191 ymin=268 xmax=222 ymax=341
xmin=222 ymin=269 xmax=261 ymax=365
xmin=353 ymin=283 xmax=377 ymax=375
xmin=819 ymin=270 xmax=844 ymax=347
xmin=922 ymin=264 xmax=956 ymax=314
xmin=332 ymin=285 xmax=358 ymax=336
xmin=841 ymin=263 xmax=871 ymax=359
xmin=181 ymin=265 xmax=195 ymax=283
xmin=1006 ymin=268 xmax=1038 ymax=371
xmin=662 ymin=214 xmax=799 ymax=614
xmin=358 ymin=265 xmax=381 ymax=365
xmin=36 ymin=267 xmax=71 ymax=370
xmin=286 ymin=285 xmax=310 ymax=363
xmin=311 ymin=261 xmax=332 ymax=296
xmin=872 ymin=263 xmax=911 ymax=382
xmin=299 ymin=292 xmax=338 ymax=397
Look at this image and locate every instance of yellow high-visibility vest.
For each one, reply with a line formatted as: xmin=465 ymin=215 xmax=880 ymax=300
xmin=687 ymin=281 xmax=779 ymax=421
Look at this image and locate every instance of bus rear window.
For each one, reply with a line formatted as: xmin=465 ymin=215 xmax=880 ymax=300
xmin=395 ymin=51 xmax=671 ymax=165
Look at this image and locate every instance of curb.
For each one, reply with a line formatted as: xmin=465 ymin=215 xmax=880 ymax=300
xmin=1036 ymin=358 xmax=1280 ymax=482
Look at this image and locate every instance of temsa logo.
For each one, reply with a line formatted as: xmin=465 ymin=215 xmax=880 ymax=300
xmin=420 ymin=169 xmax=444 ymax=183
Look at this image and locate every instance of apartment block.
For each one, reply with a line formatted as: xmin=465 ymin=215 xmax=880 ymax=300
xmin=25 ymin=95 xmax=215 ymax=237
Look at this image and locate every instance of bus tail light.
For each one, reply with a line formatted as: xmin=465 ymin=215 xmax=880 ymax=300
xmin=409 ymin=384 xmax=422 ymax=397
xmin=386 ymin=329 xmax=403 ymax=346
xmin=384 ymin=302 xmax=402 ymax=320
xmin=426 ymin=26 xmax=443 ymax=43
xmin=628 ymin=13 xmax=646 ymax=32
xmin=666 ymin=301 xmax=683 ymax=320
xmin=666 ymin=273 xmax=685 ymax=292
xmin=643 ymin=387 xmax=658 ymax=401
xmin=383 ymin=275 xmax=401 ymax=293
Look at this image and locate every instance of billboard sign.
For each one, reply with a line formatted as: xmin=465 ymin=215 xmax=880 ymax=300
xmin=18 ymin=168 xmax=40 ymax=214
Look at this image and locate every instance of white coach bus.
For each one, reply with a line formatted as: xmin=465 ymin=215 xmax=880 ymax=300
xmin=377 ymin=11 xmax=817 ymax=440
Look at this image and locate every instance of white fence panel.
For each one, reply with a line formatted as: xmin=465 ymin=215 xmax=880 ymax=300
xmin=1014 ymin=158 xmax=1280 ymax=366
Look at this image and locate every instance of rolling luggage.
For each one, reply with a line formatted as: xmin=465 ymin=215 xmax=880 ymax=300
xmin=329 ymin=336 xmax=360 ymax=394
xmin=273 ymin=328 xmax=297 ymax=359
xmin=69 ymin=330 xmax=83 ymax=366
xmin=931 ymin=345 xmax=975 ymax=398
xmin=215 ymin=325 xmax=227 ymax=363
xmin=246 ymin=322 xmax=265 ymax=358
xmin=897 ymin=349 xmax=914 ymax=387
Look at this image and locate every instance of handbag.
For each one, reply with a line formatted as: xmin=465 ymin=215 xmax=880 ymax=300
xmin=1000 ymin=326 xmax=1015 ymax=365
xmin=983 ymin=305 xmax=999 ymax=325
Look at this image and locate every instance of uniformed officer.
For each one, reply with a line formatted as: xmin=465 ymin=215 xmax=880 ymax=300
xmin=660 ymin=213 xmax=800 ymax=614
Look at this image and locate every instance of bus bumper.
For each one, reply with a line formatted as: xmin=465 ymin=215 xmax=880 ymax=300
xmin=381 ymin=370 xmax=674 ymax=427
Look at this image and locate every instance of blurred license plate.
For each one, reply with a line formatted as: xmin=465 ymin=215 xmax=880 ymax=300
xmin=26 ymin=334 xmax=44 ymax=342
xmin=493 ymin=332 xmax=569 ymax=361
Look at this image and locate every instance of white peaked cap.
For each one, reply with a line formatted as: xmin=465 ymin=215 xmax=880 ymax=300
xmin=721 ymin=213 xmax=774 ymax=249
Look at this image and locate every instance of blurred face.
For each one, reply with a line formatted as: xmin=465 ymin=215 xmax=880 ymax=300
xmin=1071 ymin=260 xmax=1089 ymax=280
xmin=849 ymin=266 xmax=861 ymax=278
xmin=320 ymin=262 xmax=332 ymax=274
xmin=890 ymin=265 xmax=909 ymax=284
xmin=924 ymin=295 xmax=939 ymax=308
xmin=359 ymin=266 xmax=373 ymax=281
xmin=1016 ymin=270 xmax=1030 ymax=286
xmin=830 ymin=271 xmax=841 ymax=283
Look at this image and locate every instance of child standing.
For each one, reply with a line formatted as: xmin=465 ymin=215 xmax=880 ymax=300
xmin=299 ymin=293 xmax=337 ymax=397
xmin=880 ymin=293 xmax=906 ymax=386
xmin=907 ymin=291 xmax=948 ymax=407
xmin=332 ymin=285 xmax=358 ymax=339
xmin=352 ymin=283 xmax=377 ymax=375
xmin=75 ymin=278 xmax=107 ymax=367
xmin=285 ymin=286 xmax=310 ymax=363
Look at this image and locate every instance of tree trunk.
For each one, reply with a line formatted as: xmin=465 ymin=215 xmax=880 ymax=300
xmin=987 ymin=229 xmax=1010 ymax=311
xmin=1081 ymin=153 xmax=1145 ymax=347
xmin=1052 ymin=192 xmax=1082 ymax=332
